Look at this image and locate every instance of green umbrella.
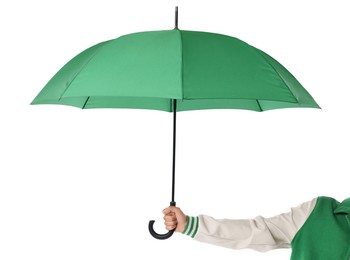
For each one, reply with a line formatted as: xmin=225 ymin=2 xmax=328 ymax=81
xmin=31 ymin=7 xmax=320 ymax=239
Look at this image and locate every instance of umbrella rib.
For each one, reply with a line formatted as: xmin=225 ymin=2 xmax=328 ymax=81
xmin=82 ymin=96 xmax=90 ymax=109
xmin=256 ymin=99 xmax=263 ymax=112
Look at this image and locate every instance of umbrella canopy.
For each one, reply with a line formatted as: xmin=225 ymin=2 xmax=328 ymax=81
xmin=31 ymin=29 xmax=319 ymax=111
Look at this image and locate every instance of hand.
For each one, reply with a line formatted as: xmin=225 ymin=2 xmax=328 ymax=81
xmin=162 ymin=206 xmax=187 ymax=233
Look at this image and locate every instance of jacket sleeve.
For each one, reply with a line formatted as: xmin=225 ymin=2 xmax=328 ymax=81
xmin=182 ymin=198 xmax=317 ymax=252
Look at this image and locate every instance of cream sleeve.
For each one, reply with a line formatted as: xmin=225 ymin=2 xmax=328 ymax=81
xmin=184 ymin=198 xmax=317 ymax=252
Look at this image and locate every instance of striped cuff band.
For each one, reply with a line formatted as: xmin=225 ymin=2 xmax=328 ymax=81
xmin=182 ymin=216 xmax=199 ymax=238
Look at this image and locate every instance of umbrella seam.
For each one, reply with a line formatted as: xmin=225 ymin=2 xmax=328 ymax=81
xmin=252 ymin=47 xmax=298 ymax=103
xmin=59 ymin=41 xmax=110 ymax=102
xmin=179 ymin=29 xmax=184 ymax=101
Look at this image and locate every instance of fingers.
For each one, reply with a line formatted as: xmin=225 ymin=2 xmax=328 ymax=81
xmin=162 ymin=206 xmax=187 ymax=232
xmin=163 ymin=212 xmax=177 ymax=230
xmin=163 ymin=213 xmax=176 ymax=222
xmin=165 ymin=224 xmax=177 ymax=231
xmin=163 ymin=208 xmax=179 ymax=231
xmin=164 ymin=220 xmax=177 ymax=230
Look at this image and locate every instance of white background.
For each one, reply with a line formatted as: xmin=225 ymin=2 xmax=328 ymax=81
xmin=1 ymin=0 xmax=349 ymax=259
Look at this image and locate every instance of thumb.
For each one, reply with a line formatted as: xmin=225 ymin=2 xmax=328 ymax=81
xmin=162 ymin=207 xmax=171 ymax=215
xmin=162 ymin=206 xmax=181 ymax=215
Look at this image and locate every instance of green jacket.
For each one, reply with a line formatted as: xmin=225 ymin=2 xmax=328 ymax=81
xmin=291 ymin=196 xmax=350 ymax=260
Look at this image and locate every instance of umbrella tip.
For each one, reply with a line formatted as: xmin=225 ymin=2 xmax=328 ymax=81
xmin=175 ymin=6 xmax=179 ymax=29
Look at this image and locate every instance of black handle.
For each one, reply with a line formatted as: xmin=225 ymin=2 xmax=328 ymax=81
xmin=149 ymin=201 xmax=176 ymax=240
xmin=148 ymin=220 xmax=175 ymax=240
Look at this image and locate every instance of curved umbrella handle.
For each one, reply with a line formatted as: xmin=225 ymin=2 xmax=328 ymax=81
xmin=148 ymin=220 xmax=175 ymax=240
xmin=148 ymin=201 xmax=176 ymax=239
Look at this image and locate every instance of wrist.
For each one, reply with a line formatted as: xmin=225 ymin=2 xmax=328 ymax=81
xmin=176 ymin=217 xmax=187 ymax=233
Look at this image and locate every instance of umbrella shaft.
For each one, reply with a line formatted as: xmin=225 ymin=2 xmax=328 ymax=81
xmin=171 ymin=99 xmax=177 ymax=206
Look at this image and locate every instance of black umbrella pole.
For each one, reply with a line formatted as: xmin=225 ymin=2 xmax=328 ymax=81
xmin=171 ymin=99 xmax=177 ymax=206
xmin=148 ymin=99 xmax=177 ymax=239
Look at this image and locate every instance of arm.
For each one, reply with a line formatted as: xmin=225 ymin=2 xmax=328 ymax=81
xmin=163 ymin=198 xmax=317 ymax=252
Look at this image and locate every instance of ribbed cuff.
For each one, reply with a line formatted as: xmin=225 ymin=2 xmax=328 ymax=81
xmin=182 ymin=216 xmax=199 ymax=238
